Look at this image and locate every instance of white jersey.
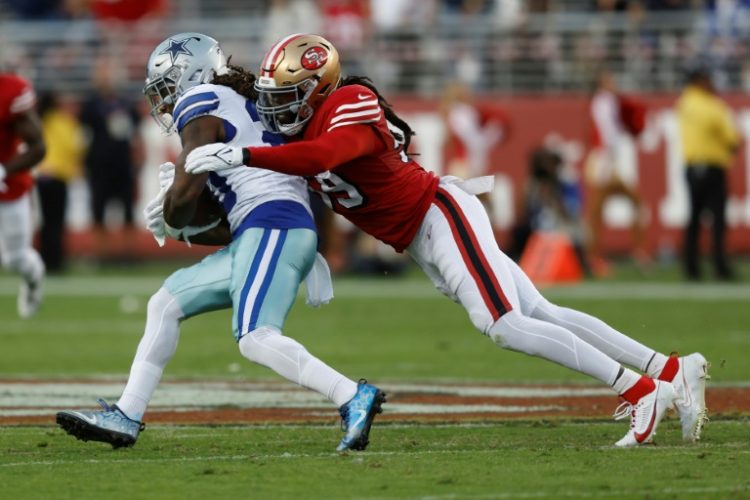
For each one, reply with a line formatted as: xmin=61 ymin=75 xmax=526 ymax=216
xmin=173 ymin=83 xmax=310 ymax=233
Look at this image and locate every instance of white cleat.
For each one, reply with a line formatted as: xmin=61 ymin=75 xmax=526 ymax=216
xmin=661 ymin=353 xmax=710 ymax=442
xmin=17 ymin=276 xmax=44 ymax=319
xmin=614 ymin=380 xmax=678 ymax=448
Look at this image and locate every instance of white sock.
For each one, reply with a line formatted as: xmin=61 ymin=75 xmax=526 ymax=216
xmin=118 ymin=361 xmax=163 ymax=421
xmin=531 ymin=300 xmax=658 ymax=372
xmin=117 ymin=288 xmax=183 ymax=420
xmin=239 ymin=327 xmax=358 ymax=407
xmin=490 ymin=311 xmax=621 ymax=385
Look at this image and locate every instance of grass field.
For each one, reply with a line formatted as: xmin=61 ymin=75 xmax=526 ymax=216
xmin=1 ymin=263 xmax=749 ymax=499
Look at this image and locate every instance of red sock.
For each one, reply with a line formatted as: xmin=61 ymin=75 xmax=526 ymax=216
xmin=657 ymin=353 xmax=680 ymax=382
xmin=621 ymin=375 xmax=656 ymax=404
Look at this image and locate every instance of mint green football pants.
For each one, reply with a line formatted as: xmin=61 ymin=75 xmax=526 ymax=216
xmin=163 ymin=227 xmax=316 ymax=341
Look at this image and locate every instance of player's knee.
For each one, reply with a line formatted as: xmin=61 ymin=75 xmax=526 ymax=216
xmin=238 ymin=326 xmax=280 ymax=363
xmin=530 ymin=298 xmax=561 ymax=321
xmin=147 ymin=287 xmax=183 ymax=321
xmin=2 ymin=249 xmax=33 ymax=274
xmin=487 ymin=310 xmax=526 ymax=349
xmin=468 ymin=309 xmax=496 ymax=335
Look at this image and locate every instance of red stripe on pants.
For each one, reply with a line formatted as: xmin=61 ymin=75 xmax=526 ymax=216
xmin=434 ymin=187 xmax=512 ymax=321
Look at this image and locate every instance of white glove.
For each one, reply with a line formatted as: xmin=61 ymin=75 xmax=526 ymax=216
xmin=0 ymin=163 xmax=7 ymax=193
xmin=143 ymin=188 xmax=167 ymax=247
xmin=185 ymin=143 xmax=244 ymax=174
xmin=158 ymin=161 xmax=176 ymax=190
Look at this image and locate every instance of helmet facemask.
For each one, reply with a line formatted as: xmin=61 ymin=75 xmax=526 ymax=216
xmin=255 ymin=77 xmax=318 ymax=136
xmin=144 ymin=65 xmax=181 ymax=134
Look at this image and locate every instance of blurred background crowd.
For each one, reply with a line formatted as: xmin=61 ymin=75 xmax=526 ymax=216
xmin=6 ymin=0 xmax=750 ymax=94
xmin=1 ymin=0 xmax=748 ymax=281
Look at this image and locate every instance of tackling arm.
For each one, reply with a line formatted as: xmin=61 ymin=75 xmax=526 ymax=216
xmin=245 ymin=125 xmax=382 ymax=176
xmin=164 ymin=115 xmax=224 ymax=228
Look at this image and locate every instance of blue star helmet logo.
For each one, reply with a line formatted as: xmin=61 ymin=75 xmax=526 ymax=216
xmin=159 ymin=37 xmax=197 ymax=64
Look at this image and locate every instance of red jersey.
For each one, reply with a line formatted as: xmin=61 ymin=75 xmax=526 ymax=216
xmin=0 ymin=74 xmax=36 ymax=201
xmin=304 ymin=85 xmax=439 ymax=251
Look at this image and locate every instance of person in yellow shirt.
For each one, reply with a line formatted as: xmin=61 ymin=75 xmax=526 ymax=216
xmin=677 ymin=67 xmax=739 ymax=281
xmin=36 ymin=92 xmax=84 ymax=273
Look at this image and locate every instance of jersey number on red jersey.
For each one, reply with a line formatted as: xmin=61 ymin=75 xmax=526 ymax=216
xmin=308 ymin=171 xmax=365 ymax=210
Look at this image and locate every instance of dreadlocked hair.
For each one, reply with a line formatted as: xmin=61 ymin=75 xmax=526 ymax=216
xmin=340 ymin=75 xmax=415 ymax=154
xmin=211 ymin=63 xmax=258 ymax=101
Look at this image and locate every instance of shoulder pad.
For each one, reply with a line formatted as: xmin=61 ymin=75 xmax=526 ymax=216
xmin=173 ymin=84 xmax=221 ymax=133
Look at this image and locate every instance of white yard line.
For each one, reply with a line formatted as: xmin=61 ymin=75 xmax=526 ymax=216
xmin=1 ymin=276 xmax=749 ymax=300
xmin=0 ymin=381 xmax=608 ymax=417
xmin=2 ymin=380 xmax=747 ymax=418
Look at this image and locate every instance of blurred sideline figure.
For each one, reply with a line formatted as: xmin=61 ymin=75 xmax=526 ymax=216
xmin=80 ymin=57 xmax=141 ymax=259
xmin=440 ymin=82 xmax=506 ymax=181
xmin=0 ymin=71 xmax=46 ymax=318
xmin=187 ymin=33 xmax=709 ymax=447
xmin=57 ymin=34 xmax=384 ymax=453
xmin=36 ymin=92 xmax=84 ymax=273
xmin=440 ymin=82 xmax=507 ymax=227
xmin=510 ymin=143 xmax=591 ymax=276
xmin=585 ymin=69 xmax=648 ymax=274
xmin=677 ymin=66 xmax=739 ymax=281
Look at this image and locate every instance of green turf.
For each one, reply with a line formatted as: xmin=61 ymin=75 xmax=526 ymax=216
xmin=2 ymin=421 xmax=749 ymax=499
xmin=1 ymin=267 xmax=749 ymax=499
xmin=0 ymin=273 xmax=748 ymax=382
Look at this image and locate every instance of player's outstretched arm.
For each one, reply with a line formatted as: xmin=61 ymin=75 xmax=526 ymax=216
xmin=185 ymin=125 xmax=381 ymax=177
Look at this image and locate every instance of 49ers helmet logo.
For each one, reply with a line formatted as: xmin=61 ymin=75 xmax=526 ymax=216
xmin=300 ymin=46 xmax=328 ymax=70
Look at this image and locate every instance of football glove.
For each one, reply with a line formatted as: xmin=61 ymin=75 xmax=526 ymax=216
xmin=158 ymin=161 xmax=176 ymax=190
xmin=185 ymin=143 xmax=245 ymax=174
xmin=143 ymin=188 xmax=167 ymax=247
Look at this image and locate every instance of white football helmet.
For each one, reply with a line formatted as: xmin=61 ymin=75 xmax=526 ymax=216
xmin=144 ymin=32 xmax=228 ymax=133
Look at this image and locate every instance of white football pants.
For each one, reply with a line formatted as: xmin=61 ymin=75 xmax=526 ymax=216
xmin=0 ymin=193 xmax=44 ymax=283
xmin=407 ymin=181 xmax=657 ymax=386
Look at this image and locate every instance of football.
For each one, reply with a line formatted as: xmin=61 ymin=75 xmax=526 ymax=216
xmin=189 ymin=188 xmax=226 ymax=228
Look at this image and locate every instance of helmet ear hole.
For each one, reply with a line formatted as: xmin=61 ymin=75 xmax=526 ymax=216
xmin=188 ymin=69 xmax=203 ymax=82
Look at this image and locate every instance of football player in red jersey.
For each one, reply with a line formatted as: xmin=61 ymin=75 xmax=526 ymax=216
xmin=0 ymin=72 xmax=46 ymax=318
xmin=185 ymin=34 xmax=709 ymax=447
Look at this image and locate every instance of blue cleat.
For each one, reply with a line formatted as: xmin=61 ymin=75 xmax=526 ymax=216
xmin=336 ymin=380 xmax=386 ymax=452
xmin=56 ymin=399 xmax=145 ymax=449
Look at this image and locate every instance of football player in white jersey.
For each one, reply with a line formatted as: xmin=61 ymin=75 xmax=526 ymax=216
xmin=57 ymin=33 xmax=384 ymax=452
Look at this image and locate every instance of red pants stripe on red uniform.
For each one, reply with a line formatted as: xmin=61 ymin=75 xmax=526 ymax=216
xmin=433 ymin=188 xmax=512 ymax=320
